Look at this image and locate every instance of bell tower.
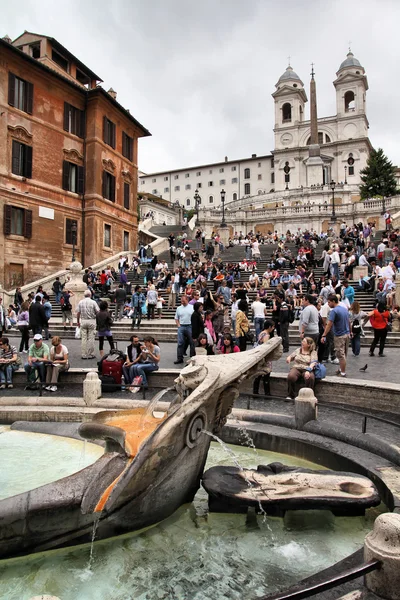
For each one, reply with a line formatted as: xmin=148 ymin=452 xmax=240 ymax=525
xmin=333 ymin=50 xmax=368 ymax=119
xmin=272 ymin=64 xmax=308 ymax=150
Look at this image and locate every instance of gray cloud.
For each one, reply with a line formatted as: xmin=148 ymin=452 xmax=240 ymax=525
xmin=4 ymin=0 xmax=400 ymax=171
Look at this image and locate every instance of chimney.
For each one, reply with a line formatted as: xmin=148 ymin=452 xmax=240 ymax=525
xmin=225 ymin=156 xmax=228 ymax=162
xmin=107 ymin=88 xmax=117 ymax=100
xmin=252 ymin=153 xmax=257 ymax=158
xmin=2 ymin=35 xmax=12 ymax=43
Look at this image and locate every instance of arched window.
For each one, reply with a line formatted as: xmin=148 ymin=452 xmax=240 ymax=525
xmin=344 ymin=91 xmax=355 ymax=112
xmin=244 ymin=183 xmax=251 ymax=195
xmin=244 ymin=168 xmax=250 ymax=179
xmin=208 ymin=195 xmax=213 ymax=203
xmin=233 ymin=193 xmax=237 ymax=201
xmin=325 ymin=134 xmax=331 ymax=143
xmin=282 ymin=103 xmax=292 ymax=122
xmin=186 ymin=198 xmax=191 ymax=206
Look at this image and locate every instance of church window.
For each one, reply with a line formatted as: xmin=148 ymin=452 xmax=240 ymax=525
xmin=271 ymin=173 xmax=275 ymax=184
xmin=282 ymin=103 xmax=291 ymax=122
xmin=293 ymin=83 xmax=297 ymax=88
xmin=299 ymin=106 xmax=303 ymax=121
xmin=233 ymin=193 xmax=237 ymax=201
xmin=344 ymin=91 xmax=355 ymax=112
xmin=325 ymin=134 xmax=331 ymax=143
xmin=186 ymin=198 xmax=191 ymax=206
xmin=244 ymin=183 xmax=251 ymax=195
xmin=244 ymin=168 xmax=250 ymax=179
xmin=258 ymin=174 xmax=262 ymax=180
xmin=318 ymin=132 xmax=323 ymax=144
xmin=348 ymin=166 xmax=354 ymax=176
xmin=209 ymin=195 xmax=213 ymax=203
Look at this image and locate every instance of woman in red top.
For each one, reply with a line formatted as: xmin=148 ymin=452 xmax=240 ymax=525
xmin=218 ymin=333 xmax=240 ymax=354
xmin=365 ymin=302 xmax=391 ymax=357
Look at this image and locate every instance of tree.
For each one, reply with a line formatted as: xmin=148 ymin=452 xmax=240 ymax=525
xmin=359 ymin=148 xmax=398 ymax=200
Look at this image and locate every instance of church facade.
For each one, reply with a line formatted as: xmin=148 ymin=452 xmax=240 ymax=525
xmin=139 ymin=51 xmax=372 ymax=212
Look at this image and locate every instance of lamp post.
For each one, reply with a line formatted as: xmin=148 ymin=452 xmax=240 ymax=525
xmin=220 ymin=188 xmax=227 ymax=227
xmin=330 ymin=179 xmax=336 ymax=222
xmin=194 ymin=188 xmax=201 ymax=226
xmin=71 ymin=221 xmax=77 ymax=262
xmin=344 ymin=166 xmax=347 ymax=185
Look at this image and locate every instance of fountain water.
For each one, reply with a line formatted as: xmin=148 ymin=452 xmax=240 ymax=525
xmin=201 ymin=430 xmax=269 ymax=523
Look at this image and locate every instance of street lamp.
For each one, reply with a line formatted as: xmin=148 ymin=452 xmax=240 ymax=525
xmin=194 ymin=188 xmax=201 ymax=226
xmin=71 ymin=221 xmax=77 ymax=262
xmin=330 ymin=180 xmax=336 ymax=222
xmin=344 ymin=166 xmax=347 ymax=185
xmin=220 ymin=188 xmax=227 ymax=227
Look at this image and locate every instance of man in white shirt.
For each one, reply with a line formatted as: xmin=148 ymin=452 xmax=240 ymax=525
xmin=330 ymin=248 xmax=340 ymax=278
xmin=377 ymin=241 xmax=386 ymax=266
xmin=358 ymin=251 xmax=370 ymax=269
xmin=252 ymin=295 xmax=267 ymax=340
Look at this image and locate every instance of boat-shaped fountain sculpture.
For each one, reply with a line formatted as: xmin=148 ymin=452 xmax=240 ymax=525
xmin=0 ymin=339 xmax=282 ymax=559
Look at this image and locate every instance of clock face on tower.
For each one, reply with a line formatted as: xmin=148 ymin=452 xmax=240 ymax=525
xmin=280 ymin=133 xmax=293 ymax=146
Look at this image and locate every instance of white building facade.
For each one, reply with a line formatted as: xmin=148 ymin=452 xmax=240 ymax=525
xmin=139 ymin=51 xmax=372 ymax=212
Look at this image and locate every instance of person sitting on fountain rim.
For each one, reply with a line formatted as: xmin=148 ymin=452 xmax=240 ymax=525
xmin=45 ymin=336 xmax=69 ymax=392
xmin=253 ymin=320 xmax=275 ymax=396
xmin=286 ymin=337 xmax=318 ymax=400
xmin=0 ymin=337 xmax=20 ymax=389
xmin=130 ymin=336 xmax=160 ymax=390
xmin=24 ymin=334 xmax=50 ymax=386
xmin=122 ymin=334 xmax=143 ymax=385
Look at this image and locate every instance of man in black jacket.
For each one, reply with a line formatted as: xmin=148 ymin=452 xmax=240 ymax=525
xmin=29 ymin=295 xmax=47 ymax=336
xmin=114 ymin=284 xmax=127 ymax=320
xmin=272 ymin=293 xmax=290 ymax=352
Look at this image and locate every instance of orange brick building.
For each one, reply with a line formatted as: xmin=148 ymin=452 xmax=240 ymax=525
xmin=0 ymin=31 xmax=150 ymax=287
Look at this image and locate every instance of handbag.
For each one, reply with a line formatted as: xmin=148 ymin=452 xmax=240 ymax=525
xmin=314 ymin=362 xmax=327 ymax=379
xmin=141 ymin=303 xmax=147 ymax=315
xmin=75 ymin=326 xmax=81 ymax=339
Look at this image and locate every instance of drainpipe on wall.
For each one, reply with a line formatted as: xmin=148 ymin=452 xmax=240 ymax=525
xmin=82 ymin=94 xmax=87 ymax=266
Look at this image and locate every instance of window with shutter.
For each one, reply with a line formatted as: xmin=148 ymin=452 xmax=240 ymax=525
xmin=8 ymin=72 xmax=33 ymax=114
xmin=11 ymin=141 xmax=32 ymax=178
xmin=102 ymin=171 xmax=115 ymax=201
xmin=62 ymin=161 xmax=70 ymax=190
xmin=122 ymin=132 xmax=133 ymax=161
xmin=12 ymin=140 xmax=21 ymax=175
xmin=8 ymin=73 xmax=15 ymax=107
xmin=24 ymin=209 xmax=33 ymax=238
xmin=25 ymin=145 xmax=32 ymax=179
xmin=103 ymin=117 xmax=116 ymax=148
xmin=64 ymin=103 xmax=85 ymax=138
xmin=4 ymin=205 xmax=12 ymax=236
xmin=124 ymin=182 xmax=130 ymax=209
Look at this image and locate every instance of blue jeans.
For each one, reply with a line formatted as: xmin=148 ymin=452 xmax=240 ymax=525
xmin=331 ymin=263 xmax=339 ymax=278
xmin=0 ymin=363 xmax=19 ymax=384
xmin=132 ymin=363 xmax=158 ymax=387
xmin=24 ymin=361 xmax=46 ymax=383
xmin=55 ymin=291 xmax=62 ymax=303
xmin=254 ymin=318 xmax=264 ymax=341
xmin=122 ymin=364 xmax=136 ymax=385
xmin=177 ymin=325 xmax=195 ymax=361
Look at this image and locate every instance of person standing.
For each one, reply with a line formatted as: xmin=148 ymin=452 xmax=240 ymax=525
xmin=29 ymin=295 xmax=47 ymax=337
xmin=114 ymin=284 xmax=127 ymax=320
xmin=252 ymin=295 xmax=268 ymax=341
xmin=364 ymin=302 xmax=391 ymax=357
xmin=17 ymin=301 xmax=30 ymax=353
xmin=174 ymin=295 xmax=194 ymax=364
xmin=76 ymin=290 xmax=100 ymax=360
xmin=298 ymin=295 xmax=320 ymax=347
xmin=60 ymin=289 xmax=74 ymax=330
xmin=146 ymin=284 xmax=158 ymax=320
xmin=130 ymin=285 xmax=146 ymax=329
xmin=320 ymin=294 xmax=350 ymax=378
xmin=190 ymin=301 xmax=204 ymax=343
xmin=42 ymin=294 xmax=52 ymax=340
xmin=235 ymin=300 xmax=250 ymax=352
xmin=96 ymin=300 xmax=115 ymax=358
xmin=51 ymin=277 xmax=64 ymax=304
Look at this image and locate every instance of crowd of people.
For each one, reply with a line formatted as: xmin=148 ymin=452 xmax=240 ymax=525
xmin=0 ymin=220 xmax=398 ymax=395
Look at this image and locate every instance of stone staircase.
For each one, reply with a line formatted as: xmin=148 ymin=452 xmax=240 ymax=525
xmin=39 ymin=233 xmax=400 ymax=347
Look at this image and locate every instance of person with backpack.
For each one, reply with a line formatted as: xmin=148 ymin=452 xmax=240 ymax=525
xmin=96 ymin=301 xmax=115 ymax=358
xmin=60 ymin=289 xmax=74 ymax=330
xmin=349 ymin=301 xmax=367 ymax=357
xmin=51 ymin=277 xmax=64 ymax=304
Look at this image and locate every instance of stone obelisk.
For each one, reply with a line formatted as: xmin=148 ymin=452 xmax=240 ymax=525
xmin=305 ymin=65 xmax=324 ymax=186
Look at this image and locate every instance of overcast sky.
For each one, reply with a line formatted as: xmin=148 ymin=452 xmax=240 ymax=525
xmin=4 ymin=0 xmax=400 ymax=173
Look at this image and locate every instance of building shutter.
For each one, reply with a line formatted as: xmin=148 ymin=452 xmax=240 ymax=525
xmin=25 ymin=145 xmax=33 ymax=179
xmin=24 ymin=209 xmax=33 ymax=239
xmin=111 ymin=174 xmax=116 ymax=201
xmin=4 ymin=205 xmax=12 ymax=235
xmin=103 ymin=116 xmax=107 ymax=144
xmin=111 ymin=123 xmax=116 ymax=149
xmin=124 ymin=182 xmax=130 ymax=209
xmin=77 ymin=165 xmax=85 ymax=194
xmin=62 ymin=160 xmax=70 ymax=190
xmin=8 ymin=73 xmax=15 ymax=107
xmin=26 ymin=82 xmax=33 ymax=114
xmin=11 ymin=140 xmax=20 ymax=175
xmin=79 ymin=109 xmax=85 ymax=138
xmin=63 ymin=102 xmax=70 ymax=131
xmin=102 ymin=170 xmax=107 ymax=198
